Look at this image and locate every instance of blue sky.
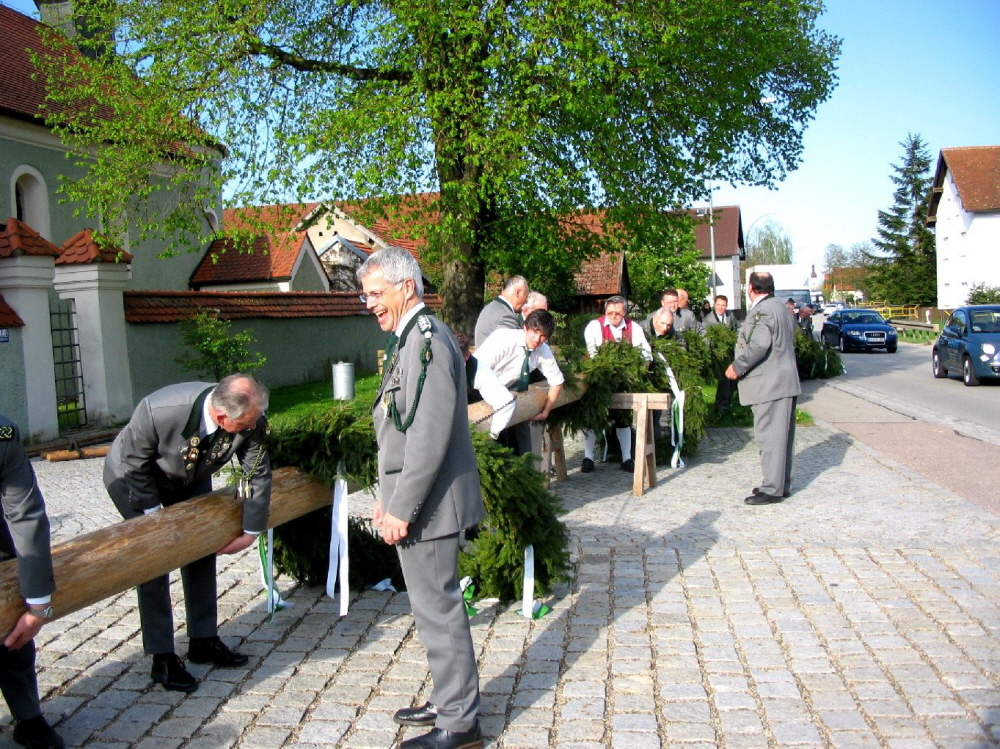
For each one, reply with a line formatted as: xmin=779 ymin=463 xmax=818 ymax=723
xmin=707 ymin=0 xmax=1000 ymax=271
xmin=6 ymin=0 xmax=999 ymax=274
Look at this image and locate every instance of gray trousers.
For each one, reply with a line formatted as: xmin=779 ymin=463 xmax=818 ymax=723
xmin=397 ymin=533 xmax=480 ymax=732
xmin=109 ymin=476 xmax=218 ymax=654
xmin=751 ymin=395 xmax=797 ymax=496
xmin=0 ymin=640 xmax=41 ymax=720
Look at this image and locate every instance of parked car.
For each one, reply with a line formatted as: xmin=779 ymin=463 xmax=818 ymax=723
xmin=821 ymin=309 xmax=898 ymax=353
xmin=932 ymin=305 xmax=1000 ymax=386
xmin=821 ymin=301 xmax=846 ymax=316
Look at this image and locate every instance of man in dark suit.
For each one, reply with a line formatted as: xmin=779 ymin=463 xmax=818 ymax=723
xmin=704 ymin=295 xmax=739 ymax=412
xmin=725 ymin=273 xmax=802 ymax=505
xmin=360 ymin=247 xmax=485 ymax=749
xmin=104 ymin=374 xmax=271 ymax=692
xmin=0 ymin=415 xmax=65 ymax=749
xmin=474 ymin=275 xmax=527 ymax=346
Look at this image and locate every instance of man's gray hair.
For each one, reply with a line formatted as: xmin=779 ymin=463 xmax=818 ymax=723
xmin=653 ymin=308 xmax=674 ymax=324
xmin=212 ymin=374 xmax=269 ymax=418
xmin=525 ymin=290 xmax=548 ymax=308
xmin=357 ymin=247 xmax=424 ymax=298
xmin=604 ymin=295 xmax=627 ymax=311
xmin=502 ymin=276 xmax=527 ymax=293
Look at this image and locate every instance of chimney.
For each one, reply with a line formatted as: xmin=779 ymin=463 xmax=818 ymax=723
xmin=34 ymin=0 xmax=76 ymax=39
xmin=34 ymin=0 xmax=114 ymax=60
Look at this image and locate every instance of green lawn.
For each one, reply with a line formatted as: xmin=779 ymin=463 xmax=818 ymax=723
xmin=268 ymin=373 xmax=381 ymax=425
xmin=267 ymin=375 xmax=813 ymax=430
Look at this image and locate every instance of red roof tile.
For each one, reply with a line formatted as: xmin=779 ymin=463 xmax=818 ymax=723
xmin=936 ymin=146 xmax=1000 ymax=214
xmin=190 ymin=233 xmax=304 ymax=286
xmin=691 ymin=205 xmax=743 ymax=259
xmin=575 ymin=252 xmax=625 ymax=296
xmin=0 ymin=217 xmax=61 ymax=258
xmin=337 ymin=193 xmax=439 ymax=260
xmin=0 ymin=4 xmax=114 ymax=125
xmin=57 ymin=228 xmax=133 ymax=264
xmin=124 ymin=291 xmax=368 ymax=323
xmin=0 ymin=293 xmax=25 ymax=327
xmin=123 ymin=290 xmax=441 ymax=323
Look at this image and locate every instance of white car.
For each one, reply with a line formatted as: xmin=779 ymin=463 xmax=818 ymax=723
xmin=821 ymin=302 xmax=846 ymax=316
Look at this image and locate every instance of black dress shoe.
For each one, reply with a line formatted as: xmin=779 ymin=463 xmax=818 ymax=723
xmin=620 ymin=458 xmax=635 ymax=471
xmin=188 ymin=636 xmax=249 ymax=667
xmin=752 ymin=487 xmax=791 ymax=498
xmin=393 ymin=701 xmax=438 ymax=727
xmin=581 ymin=458 xmax=595 ymax=473
xmin=745 ymin=492 xmax=784 ymax=505
xmin=400 ymin=722 xmax=483 ymax=749
xmin=12 ymin=716 xmax=65 ymax=749
xmin=151 ymin=653 xmax=198 ymax=692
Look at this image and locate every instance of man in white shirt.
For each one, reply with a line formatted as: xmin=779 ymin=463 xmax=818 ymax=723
xmin=581 ymin=296 xmax=651 ymax=473
xmin=473 ymin=310 xmax=564 ymax=454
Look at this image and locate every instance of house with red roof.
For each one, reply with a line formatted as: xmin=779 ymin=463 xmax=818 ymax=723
xmin=927 ymin=146 xmax=1000 ymax=308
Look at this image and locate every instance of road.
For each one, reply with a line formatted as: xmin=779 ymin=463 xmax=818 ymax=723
xmin=799 ymin=338 xmax=1000 ymax=515
xmin=829 ymin=336 xmax=1000 ymax=433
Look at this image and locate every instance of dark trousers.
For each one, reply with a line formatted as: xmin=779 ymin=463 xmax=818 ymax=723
xmin=0 ymin=640 xmax=41 ymax=720
xmin=397 ymin=534 xmax=479 ymax=732
xmin=108 ymin=476 xmax=218 ymax=654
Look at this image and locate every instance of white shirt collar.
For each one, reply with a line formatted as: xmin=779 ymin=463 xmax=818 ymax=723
xmin=395 ymin=301 xmax=428 ymax=336
xmin=201 ymin=387 xmax=219 ymax=436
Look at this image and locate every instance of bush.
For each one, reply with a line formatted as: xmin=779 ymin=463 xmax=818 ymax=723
xmin=176 ymin=311 xmax=266 ymax=380
xmin=968 ymin=283 xmax=1000 ymax=305
xmin=794 ymin=330 xmax=844 ymax=379
xmin=266 ymin=404 xmax=570 ymax=602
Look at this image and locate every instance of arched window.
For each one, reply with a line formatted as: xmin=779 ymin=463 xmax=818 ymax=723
xmin=11 ymin=168 xmax=52 ymax=239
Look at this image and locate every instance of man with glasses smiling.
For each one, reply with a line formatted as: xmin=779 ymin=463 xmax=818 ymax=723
xmin=104 ymin=373 xmax=271 ymax=693
xmin=360 ymin=248 xmax=485 ymax=749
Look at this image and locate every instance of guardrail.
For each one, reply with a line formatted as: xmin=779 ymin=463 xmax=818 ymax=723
xmin=870 ymin=303 xmax=919 ymax=320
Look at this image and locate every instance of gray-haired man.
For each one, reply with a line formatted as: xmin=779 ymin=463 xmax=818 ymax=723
xmin=104 ymin=374 xmax=271 ymax=692
xmin=360 ymin=247 xmax=485 ymax=749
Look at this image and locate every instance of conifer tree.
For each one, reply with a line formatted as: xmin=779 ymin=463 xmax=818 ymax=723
xmin=865 ymin=134 xmax=937 ymax=305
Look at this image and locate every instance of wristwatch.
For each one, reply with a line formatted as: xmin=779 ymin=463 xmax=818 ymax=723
xmin=27 ymin=604 xmax=54 ymax=619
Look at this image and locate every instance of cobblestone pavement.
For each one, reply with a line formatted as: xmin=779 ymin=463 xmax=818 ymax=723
xmin=6 ymin=413 xmax=1000 ymax=748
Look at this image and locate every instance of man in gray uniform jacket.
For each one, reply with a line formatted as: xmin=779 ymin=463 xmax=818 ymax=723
xmin=725 ymin=272 xmax=802 ymax=505
xmin=360 ymin=247 xmax=485 ymax=749
xmin=474 ymin=275 xmax=527 ymax=346
xmin=104 ymin=374 xmax=271 ymax=692
xmin=0 ymin=416 xmax=64 ymax=749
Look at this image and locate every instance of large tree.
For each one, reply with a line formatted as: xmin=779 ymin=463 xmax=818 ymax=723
xmin=864 ymin=133 xmax=937 ymax=306
xmin=39 ymin=0 xmax=839 ymax=330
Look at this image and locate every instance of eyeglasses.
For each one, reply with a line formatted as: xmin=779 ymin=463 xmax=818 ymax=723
xmin=359 ymin=280 xmax=404 ymax=304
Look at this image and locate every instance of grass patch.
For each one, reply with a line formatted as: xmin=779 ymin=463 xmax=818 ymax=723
xmin=894 ymin=328 xmax=937 ymax=345
xmin=703 ymin=383 xmax=812 ymax=428
xmin=268 ymin=373 xmax=381 ymax=425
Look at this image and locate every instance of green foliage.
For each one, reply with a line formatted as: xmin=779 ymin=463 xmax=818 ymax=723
xmin=38 ymin=0 xmax=840 ymax=331
xmin=745 ymin=220 xmax=795 ymax=267
xmin=968 ymin=283 xmax=1000 ymax=305
xmin=175 ymin=311 xmax=266 ymax=381
xmin=551 ymin=334 xmax=708 ymax=460
xmin=265 ymin=403 xmax=569 ymax=602
xmin=459 ymin=433 xmax=571 ymax=601
xmin=793 ymin=331 xmax=844 ymax=380
xmin=625 ymin=213 xmax=707 ymax=312
xmin=865 ymin=134 xmax=937 ymax=305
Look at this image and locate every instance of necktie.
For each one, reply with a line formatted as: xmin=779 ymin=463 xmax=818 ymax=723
xmin=512 ymin=347 xmax=531 ymax=392
xmin=383 ymin=333 xmax=399 ymax=364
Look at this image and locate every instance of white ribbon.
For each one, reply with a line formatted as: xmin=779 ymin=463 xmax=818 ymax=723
xmin=326 ymin=468 xmax=350 ymax=616
xmin=659 ymin=357 xmax=686 ymax=469
xmin=521 ymin=544 xmax=536 ymax=619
